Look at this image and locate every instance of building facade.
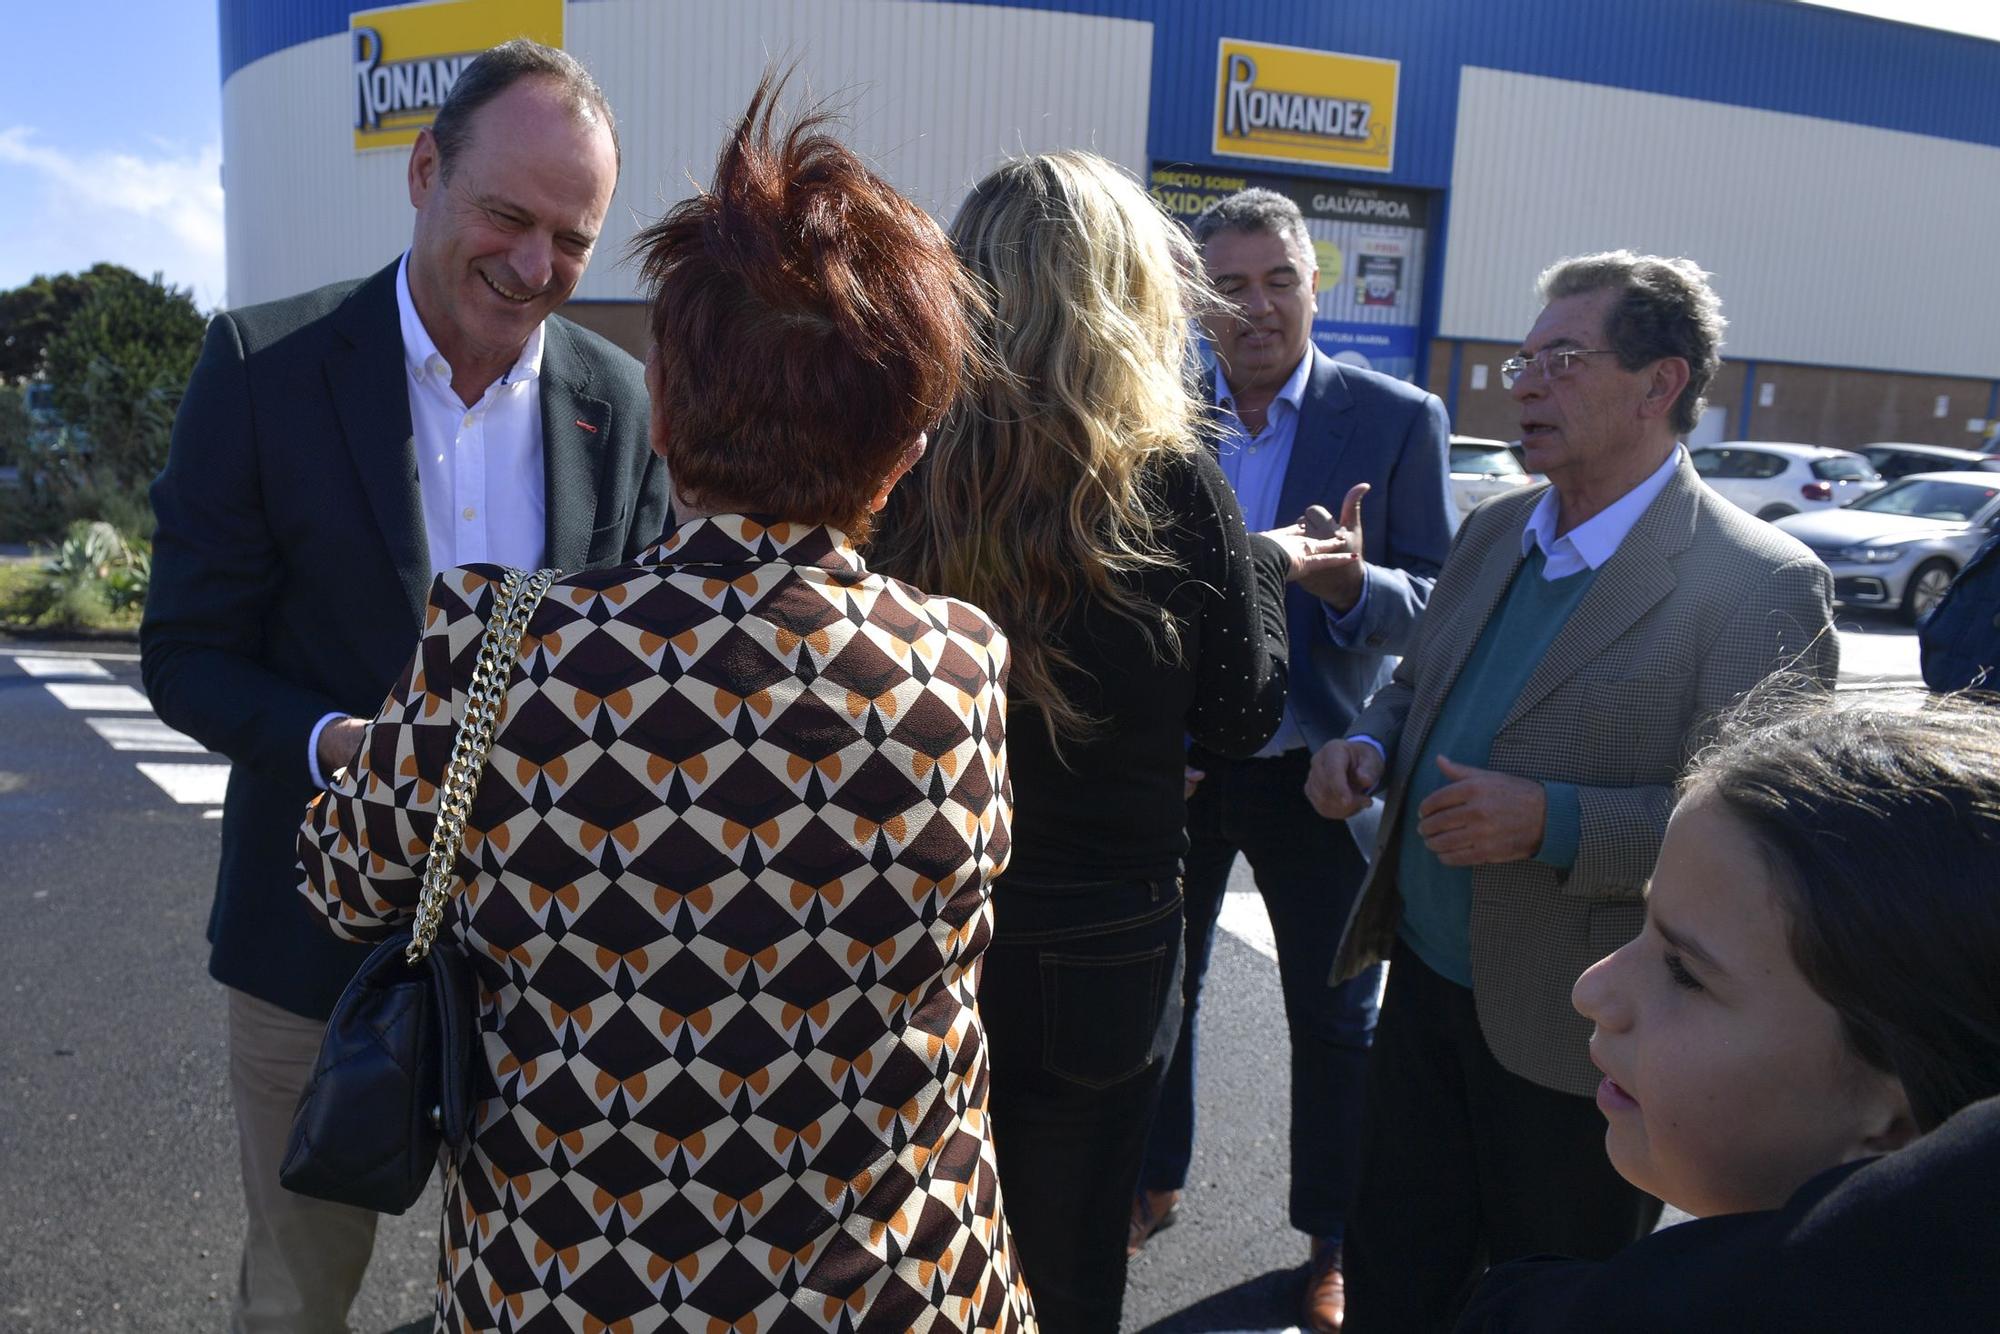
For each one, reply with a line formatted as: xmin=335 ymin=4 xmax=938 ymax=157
xmin=220 ymin=0 xmax=2000 ymax=449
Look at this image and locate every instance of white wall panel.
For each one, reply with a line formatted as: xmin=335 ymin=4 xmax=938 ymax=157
xmin=1441 ymin=67 xmax=2000 ymax=378
xmin=222 ymin=32 xmax=411 ymax=307
xmin=221 ymin=1 xmax=1152 ymax=309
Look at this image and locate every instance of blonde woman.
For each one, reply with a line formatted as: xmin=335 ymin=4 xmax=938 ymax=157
xmin=873 ymin=151 xmax=1343 ymax=1332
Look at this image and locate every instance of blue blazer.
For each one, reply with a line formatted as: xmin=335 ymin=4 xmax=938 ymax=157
xmin=1209 ymin=346 xmax=1452 ymax=856
xmin=1269 ymin=347 xmax=1453 ymax=750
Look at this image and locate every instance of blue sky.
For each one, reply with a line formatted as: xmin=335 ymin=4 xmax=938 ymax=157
xmin=2 ymin=2 xmax=224 ymax=306
xmin=2 ymin=1 xmax=1996 ymax=313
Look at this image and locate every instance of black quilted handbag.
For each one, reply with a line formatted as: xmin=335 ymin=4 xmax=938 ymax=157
xmin=279 ymin=567 xmax=557 ymax=1214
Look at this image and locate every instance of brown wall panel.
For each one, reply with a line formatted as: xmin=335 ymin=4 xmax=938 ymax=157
xmin=1441 ymin=339 xmax=1520 ymax=440
xmin=1429 ymin=340 xmax=1992 ymax=453
xmin=560 ymin=300 xmax=650 ymax=361
xmin=1741 ymin=364 xmax=1994 ymax=450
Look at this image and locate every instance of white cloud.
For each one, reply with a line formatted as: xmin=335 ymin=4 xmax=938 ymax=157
xmin=0 ymin=127 xmax=226 ymax=307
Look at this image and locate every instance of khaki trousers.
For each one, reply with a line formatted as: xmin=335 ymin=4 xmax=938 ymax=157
xmin=226 ymin=987 xmax=378 ymax=1334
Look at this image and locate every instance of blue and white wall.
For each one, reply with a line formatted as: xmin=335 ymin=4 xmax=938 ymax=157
xmin=219 ymin=0 xmax=2000 ymax=445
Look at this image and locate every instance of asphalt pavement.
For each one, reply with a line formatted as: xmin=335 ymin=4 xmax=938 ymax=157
xmin=0 ymin=616 xmax=1923 ymax=1332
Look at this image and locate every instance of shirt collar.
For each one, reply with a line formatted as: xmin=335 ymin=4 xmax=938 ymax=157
xmin=1522 ymin=446 xmax=1684 ymax=568
xmin=395 ymin=250 xmax=544 ymax=393
xmin=1215 ymin=342 xmax=1314 ymax=418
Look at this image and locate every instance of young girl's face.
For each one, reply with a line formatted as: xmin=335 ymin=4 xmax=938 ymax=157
xmin=1572 ymin=794 xmax=1912 ymax=1217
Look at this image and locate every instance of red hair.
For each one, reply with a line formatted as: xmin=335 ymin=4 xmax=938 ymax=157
xmin=631 ymin=73 xmax=982 ymax=538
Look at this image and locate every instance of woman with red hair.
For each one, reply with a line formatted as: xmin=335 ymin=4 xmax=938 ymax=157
xmin=298 ymin=79 xmax=1036 ymax=1332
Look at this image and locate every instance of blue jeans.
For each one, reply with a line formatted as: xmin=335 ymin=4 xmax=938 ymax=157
xmin=982 ymin=874 xmax=1185 ymax=1333
xmin=1138 ymin=748 xmax=1382 ymax=1241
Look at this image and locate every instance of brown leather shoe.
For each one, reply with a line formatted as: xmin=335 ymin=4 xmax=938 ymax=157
xmin=1301 ymin=1239 xmax=1345 ymax=1333
xmin=1126 ymin=1188 xmax=1181 ymax=1257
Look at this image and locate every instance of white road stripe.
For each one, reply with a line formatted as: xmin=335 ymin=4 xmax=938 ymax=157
xmin=15 ymin=655 xmax=113 ymax=679
xmin=1217 ymin=891 xmax=1278 ymax=963
xmin=87 ymin=717 xmax=205 ymax=753
xmin=43 ymin=682 xmax=151 ymax=712
xmin=136 ymin=762 xmax=231 ymax=805
xmin=0 ymin=645 xmax=142 ymax=662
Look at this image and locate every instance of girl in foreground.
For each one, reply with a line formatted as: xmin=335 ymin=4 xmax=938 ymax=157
xmin=1460 ymin=695 xmax=2000 ymax=1331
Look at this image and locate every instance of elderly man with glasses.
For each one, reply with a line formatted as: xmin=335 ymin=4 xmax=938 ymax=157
xmin=1305 ymin=252 xmax=1838 ymax=1332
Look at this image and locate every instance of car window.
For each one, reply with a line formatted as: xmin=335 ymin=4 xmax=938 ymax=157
xmin=1450 ymin=445 xmax=1526 ymax=477
xmin=1692 ymin=448 xmax=1748 ymax=478
xmin=1744 ymin=451 xmax=1788 ymax=479
xmin=1850 ymin=478 xmax=1999 ymax=521
xmin=1810 ymin=455 xmax=1879 ymax=481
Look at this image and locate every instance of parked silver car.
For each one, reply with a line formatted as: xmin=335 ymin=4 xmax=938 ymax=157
xmin=1775 ymin=471 xmax=2000 ymax=623
xmin=1448 ymin=435 xmax=1535 ymax=528
xmin=1689 ymin=442 xmax=1883 ymax=521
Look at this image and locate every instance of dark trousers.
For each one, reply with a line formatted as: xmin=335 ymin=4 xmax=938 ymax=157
xmin=1138 ymin=749 xmax=1382 ymax=1241
xmin=1345 ymin=943 xmax=1664 ymax=1333
xmin=982 ymin=875 xmax=1186 ymax=1334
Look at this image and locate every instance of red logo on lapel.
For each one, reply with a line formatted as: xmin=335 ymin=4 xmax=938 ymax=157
xmin=575 ymin=419 xmax=599 ymax=433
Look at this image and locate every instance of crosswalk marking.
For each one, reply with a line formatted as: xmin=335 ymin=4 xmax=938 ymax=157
xmin=8 ymin=653 xmax=228 ymax=817
xmin=136 ymin=762 xmax=230 ymax=806
xmin=16 ymin=655 xmax=113 ymax=679
xmin=43 ymin=682 xmax=152 ymax=711
xmin=86 ymin=716 xmax=205 ymax=753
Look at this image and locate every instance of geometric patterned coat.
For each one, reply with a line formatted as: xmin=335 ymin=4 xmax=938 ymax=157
xmin=298 ymin=515 xmax=1038 ymax=1333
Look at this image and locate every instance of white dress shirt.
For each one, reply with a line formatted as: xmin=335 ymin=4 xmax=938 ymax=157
xmin=1520 ymin=445 xmax=1683 ymax=578
xmin=307 ymin=252 xmax=551 ymax=785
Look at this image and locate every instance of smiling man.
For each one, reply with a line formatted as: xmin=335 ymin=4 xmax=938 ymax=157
xmin=141 ymin=41 xmax=668 ymax=1332
xmin=1131 ymin=188 xmax=1452 ymax=1334
xmin=1303 ymin=252 xmax=1837 ymax=1332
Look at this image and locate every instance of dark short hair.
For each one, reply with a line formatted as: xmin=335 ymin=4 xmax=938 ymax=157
xmin=431 ymin=38 xmax=620 ymax=177
xmin=1538 ymin=251 xmax=1725 ymax=436
xmin=1190 ymin=187 xmax=1311 ymax=260
xmin=628 ymin=72 xmax=982 ymax=537
xmin=1684 ymin=695 xmax=2000 ymax=1131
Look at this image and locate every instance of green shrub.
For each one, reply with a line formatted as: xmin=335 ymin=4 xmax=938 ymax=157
xmin=0 ymin=520 xmax=148 ymax=632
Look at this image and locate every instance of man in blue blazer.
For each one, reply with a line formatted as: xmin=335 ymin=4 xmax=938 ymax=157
xmin=140 ymin=43 xmax=670 ymax=1331
xmin=1131 ymin=189 xmax=1453 ymax=1332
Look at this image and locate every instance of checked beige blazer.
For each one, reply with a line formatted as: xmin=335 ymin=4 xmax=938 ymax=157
xmin=1332 ymin=454 xmax=1839 ymax=1097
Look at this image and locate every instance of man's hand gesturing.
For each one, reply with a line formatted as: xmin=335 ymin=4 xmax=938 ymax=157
xmin=1296 ymin=482 xmax=1369 ymax=611
xmin=1306 ymin=738 xmax=1383 ymax=819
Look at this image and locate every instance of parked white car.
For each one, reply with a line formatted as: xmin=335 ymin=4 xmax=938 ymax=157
xmin=1448 ymin=435 xmax=1536 ymax=528
xmin=1688 ymin=442 xmax=1883 ymax=521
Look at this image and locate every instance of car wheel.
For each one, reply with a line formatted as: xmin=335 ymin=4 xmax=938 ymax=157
xmin=1901 ymin=559 xmax=1956 ymax=625
xmin=1756 ymin=504 xmax=1797 ymax=522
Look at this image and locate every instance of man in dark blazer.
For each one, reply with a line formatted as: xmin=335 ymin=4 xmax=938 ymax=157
xmin=1130 ymin=188 xmax=1453 ymax=1333
xmin=1308 ymin=253 xmax=1837 ymax=1332
xmin=141 ymin=42 xmax=669 ymax=1331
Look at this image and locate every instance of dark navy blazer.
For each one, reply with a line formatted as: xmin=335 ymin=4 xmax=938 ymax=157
xmin=142 ymin=260 xmax=672 ymax=1019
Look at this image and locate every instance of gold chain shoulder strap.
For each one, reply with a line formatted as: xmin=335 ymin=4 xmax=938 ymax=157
xmin=406 ymin=566 xmax=561 ymax=964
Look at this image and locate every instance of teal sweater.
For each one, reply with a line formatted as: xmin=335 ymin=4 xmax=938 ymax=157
xmin=1394 ymin=548 xmax=1600 ymax=986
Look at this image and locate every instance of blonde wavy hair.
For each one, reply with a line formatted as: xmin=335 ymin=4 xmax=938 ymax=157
xmin=872 ymin=150 xmax=1222 ymax=747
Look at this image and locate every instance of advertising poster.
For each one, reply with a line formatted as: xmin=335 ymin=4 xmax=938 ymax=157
xmin=351 ymin=0 xmax=565 ymax=151
xmin=1150 ymin=167 xmax=1429 ymax=381
xmin=1212 ymin=38 xmax=1400 ymax=174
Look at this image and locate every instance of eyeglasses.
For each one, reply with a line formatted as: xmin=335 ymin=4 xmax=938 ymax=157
xmin=1499 ymin=348 xmax=1616 ymax=389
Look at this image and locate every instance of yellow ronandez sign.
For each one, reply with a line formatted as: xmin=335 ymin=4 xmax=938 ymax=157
xmin=1212 ymin=38 xmax=1399 ymax=174
xmin=351 ymin=0 xmax=565 ymax=151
